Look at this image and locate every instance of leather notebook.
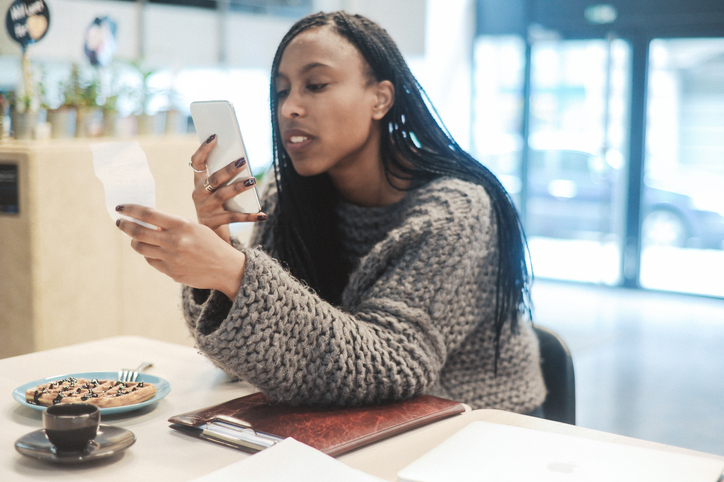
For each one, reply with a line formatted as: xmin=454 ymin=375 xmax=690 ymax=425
xmin=168 ymin=392 xmax=466 ymax=457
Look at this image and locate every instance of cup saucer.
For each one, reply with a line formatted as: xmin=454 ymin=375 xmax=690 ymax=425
xmin=15 ymin=424 xmax=136 ymax=464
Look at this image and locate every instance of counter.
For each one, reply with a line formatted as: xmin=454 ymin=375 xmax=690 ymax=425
xmin=0 ymin=136 xmax=202 ymax=357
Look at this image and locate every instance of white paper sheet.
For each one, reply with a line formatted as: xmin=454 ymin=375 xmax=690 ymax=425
xmin=192 ymin=438 xmax=385 ymax=482
xmin=91 ymin=141 xmax=156 ymax=228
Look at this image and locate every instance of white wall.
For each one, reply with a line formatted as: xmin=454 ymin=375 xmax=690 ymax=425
xmin=143 ymin=4 xmax=218 ymax=69
xmin=223 ymin=12 xmax=295 ymax=70
xmin=409 ymin=0 xmax=475 ymax=149
xmin=1 ymin=0 xmax=472 ymax=149
xmin=1 ymin=0 xmax=140 ymax=61
xmin=317 ymin=0 xmax=426 ymax=56
xmin=314 ymin=0 xmax=472 ymax=148
xmin=1 ymin=0 xmax=426 ymax=67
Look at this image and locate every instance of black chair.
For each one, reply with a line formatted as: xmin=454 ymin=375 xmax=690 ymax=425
xmin=533 ymin=325 xmax=576 ymax=425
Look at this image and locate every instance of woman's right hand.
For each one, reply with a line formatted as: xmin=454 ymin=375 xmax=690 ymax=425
xmin=190 ymin=135 xmax=267 ymax=244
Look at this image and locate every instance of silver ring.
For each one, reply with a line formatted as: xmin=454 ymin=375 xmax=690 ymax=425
xmin=189 ymin=161 xmax=206 ymax=173
xmin=203 ymin=178 xmax=217 ymax=193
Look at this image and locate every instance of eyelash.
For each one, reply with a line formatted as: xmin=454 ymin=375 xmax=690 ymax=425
xmin=275 ymin=83 xmax=328 ymax=99
xmin=307 ymin=83 xmax=328 ymax=92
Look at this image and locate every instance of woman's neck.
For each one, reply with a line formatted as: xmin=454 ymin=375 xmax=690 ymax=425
xmin=331 ymin=164 xmax=407 ymax=207
xmin=327 ymin=136 xmax=409 ymax=207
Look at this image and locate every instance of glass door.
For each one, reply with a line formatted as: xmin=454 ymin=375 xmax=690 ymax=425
xmin=473 ymin=36 xmax=631 ymax=284
xmin=526 ymin=38 xmax=630 ymax=284
xmin=640 ymin=38 xmax=724 ymax=297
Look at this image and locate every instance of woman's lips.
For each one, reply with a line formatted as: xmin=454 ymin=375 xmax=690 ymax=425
xmin=283 ymin=129 xmax=314 ymax=152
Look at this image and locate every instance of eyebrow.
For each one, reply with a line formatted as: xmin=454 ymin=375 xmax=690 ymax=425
xmin=276 ymin=62 xmax=332 ymax=80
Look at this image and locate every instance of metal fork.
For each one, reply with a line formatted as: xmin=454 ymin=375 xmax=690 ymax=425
xmin=118 ymin=362 xmax=153 ymax=383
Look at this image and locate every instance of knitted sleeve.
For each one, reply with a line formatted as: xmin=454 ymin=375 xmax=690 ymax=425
xmin=182 ymin=179 xmax=498 ymax=406
xmin=181 ymin=182 xmax=277 ymax=333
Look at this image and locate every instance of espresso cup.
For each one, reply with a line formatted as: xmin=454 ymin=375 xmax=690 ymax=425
xmin=43 ymin=403 xmax=100 ymax=452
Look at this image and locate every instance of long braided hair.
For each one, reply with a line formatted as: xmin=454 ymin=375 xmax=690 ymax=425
xmin=269 ymin=11 xmax=532 ymax=353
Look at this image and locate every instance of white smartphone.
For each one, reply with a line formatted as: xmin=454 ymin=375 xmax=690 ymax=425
xmin=189 ymin=100 xmax=262 ymax=213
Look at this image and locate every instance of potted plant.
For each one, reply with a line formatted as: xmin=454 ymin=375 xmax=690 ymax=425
xmin=96 ymin=61 xmax=127 ymax=137
xmin=46 ymin=106 xmax=74 ymax=138
xmin=0 ymin=93 xmax=6 ymax=139
xmin=127 ymin=59 xmax=159 ymax=136
xmin=163 ymin=87 xmax=183 ymax=135
xmin=100 ymin=92 xmax=120 ymax=137
xmin=10 ymin=91 xmax=38 ymax=140
xmin=42 ymin=71 xmax=74 ymax=139
xmin=10 ymin=56 xmax=41 ymax=140
xmin=63 ymin=65 xmax=100 ymax=138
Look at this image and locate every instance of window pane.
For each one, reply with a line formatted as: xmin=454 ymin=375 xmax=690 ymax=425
xmin=474 ymin=37 xmax=631 ymax=284
xmin=472 ymin=35 xmax=526 ymax=208
xmin=641 ymin=38 xmax=724 ymax=297
xmin=525 ymin=39 xmax=630 ymax=285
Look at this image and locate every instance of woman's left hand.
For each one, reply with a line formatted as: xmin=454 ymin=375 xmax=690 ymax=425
xmin=115 ymin=204 xmax=245 ymax=300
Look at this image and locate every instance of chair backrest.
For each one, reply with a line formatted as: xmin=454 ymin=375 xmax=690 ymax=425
xmin=533 ymin=325 xmax=576 ymax=425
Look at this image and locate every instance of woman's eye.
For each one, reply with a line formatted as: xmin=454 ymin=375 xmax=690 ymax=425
xmin=276 ymin=89 xmax=290 ymax=99
xmin=307 ymin=83 xmax=328 ymax=92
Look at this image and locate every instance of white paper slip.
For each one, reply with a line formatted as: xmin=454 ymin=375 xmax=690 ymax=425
xmin=193 ymin=437 xmax=385 ymax=482
xmin=91 ymin=141 xmax=157 ymax=228
xmin=397 ymin=421 xmax=724 ymax=482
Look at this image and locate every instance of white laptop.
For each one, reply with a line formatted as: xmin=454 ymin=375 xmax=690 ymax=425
xmin=397 ymin=421 xmax=724 ymax=482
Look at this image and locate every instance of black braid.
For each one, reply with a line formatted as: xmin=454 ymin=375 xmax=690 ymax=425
xmin=269 ymin=12 xmax=532 ymax=356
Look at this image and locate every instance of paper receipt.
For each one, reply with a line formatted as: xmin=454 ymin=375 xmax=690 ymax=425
xmin=91 ymin=141 xmax=157 ymax=228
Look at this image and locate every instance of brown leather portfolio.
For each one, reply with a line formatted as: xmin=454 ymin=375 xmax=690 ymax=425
xmin=168 ymin=392 xmax=466 ymax=457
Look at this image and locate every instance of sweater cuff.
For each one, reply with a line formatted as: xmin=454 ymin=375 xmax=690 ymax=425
xmin=181 ymin=236 xmax=246 ymax=334
xmin=196 ymin=291 xmax=234 ymax=335
xmin=181 ymin=285 xmax=206 ymax=330
xmin=187 ymin=244 xmax=266 ymax=337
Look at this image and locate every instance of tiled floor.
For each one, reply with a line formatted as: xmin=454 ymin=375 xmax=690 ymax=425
xmin=531 ymin=280 xmax=724 ymax=457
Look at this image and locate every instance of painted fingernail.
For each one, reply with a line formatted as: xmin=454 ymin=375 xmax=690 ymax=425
xmin=234 ymin=157 xmax=246 ymax=168
xmin=205 ymin=134 xmax=216 ymax=144
xmin=243 ymin=177 xmax=256 ymax=187
xmin=256 ymin=213 xmax=268 ymax=221
xmin=115 ymin=205 xmax=124 ymax=212
xmin=116 ymin=219 xmax=121 ymax=227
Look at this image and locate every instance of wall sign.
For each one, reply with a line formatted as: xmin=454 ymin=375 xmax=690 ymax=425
xmin=5 ymin=0 xmax=50 ymax=49
xmin=84 ymin=16 xmax=117 ymax=67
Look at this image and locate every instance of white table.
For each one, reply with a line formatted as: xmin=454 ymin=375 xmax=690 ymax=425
xmin=2 ymin=336 xmax=722 ymax=481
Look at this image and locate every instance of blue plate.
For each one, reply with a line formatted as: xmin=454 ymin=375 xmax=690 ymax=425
xmin=13 ymin=372 xmax=171 ymax=415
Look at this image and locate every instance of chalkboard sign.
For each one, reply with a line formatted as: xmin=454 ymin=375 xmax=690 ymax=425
xmin=0 ymin=164 xmax=19 ymax=215
xmin=5 ymin=0 xmax=50 ymax=49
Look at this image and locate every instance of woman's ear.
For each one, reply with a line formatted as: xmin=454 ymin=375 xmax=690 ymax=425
xmin=371 ymin=80 xmax=395 ymax=120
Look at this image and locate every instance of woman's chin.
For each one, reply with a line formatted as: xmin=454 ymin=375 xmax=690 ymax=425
xmin=290 ymin=160 xmax=328 ymax=178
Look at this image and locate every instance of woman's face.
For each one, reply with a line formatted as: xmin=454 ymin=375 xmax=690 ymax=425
xmin=275 ymin=26 xmax=391 ymax=178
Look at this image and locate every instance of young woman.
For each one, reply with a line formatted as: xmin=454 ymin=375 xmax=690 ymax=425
xmin=116 ymin=11 xmax=546 ymax=413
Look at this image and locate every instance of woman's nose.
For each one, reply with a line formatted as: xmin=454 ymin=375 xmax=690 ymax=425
xmin=279 ymin=91 xmax=305 ymax=118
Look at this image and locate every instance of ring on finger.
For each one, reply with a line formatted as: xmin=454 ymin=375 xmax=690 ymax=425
xmin=189 ymin=161 xmax=206 ymax=173
xmin=203 ymin=178 xmax=217 ymax=193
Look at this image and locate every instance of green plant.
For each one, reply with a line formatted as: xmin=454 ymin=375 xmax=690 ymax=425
xmin=0 ymin=93 xmax=7 ymax=119
xmin=8 ymin=91 xmax=33 ymax=113
xmin=62 ymin=64 xmax=100 ymax=109
xmin=101 ymin=93 xmax=118 ymax=112
xmin=95 ymin=61 xmax=129 ymax=114
xmin=11 ymin=56 xmax=42 ymax=113
xmin=37 ymin=68 xmax=49 ymax=110
xmin=126 ymin=58 xmax=159 ymax=115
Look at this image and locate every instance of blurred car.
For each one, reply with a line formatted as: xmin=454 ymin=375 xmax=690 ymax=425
xmin=494 ymin=149 xmax=724 ymax=249
xmin=642 ymin=170 xmax=724 ymax=249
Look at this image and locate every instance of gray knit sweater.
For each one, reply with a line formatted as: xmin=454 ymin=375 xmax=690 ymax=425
xmin=182 ymin=177 xmax=546 ymax=413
